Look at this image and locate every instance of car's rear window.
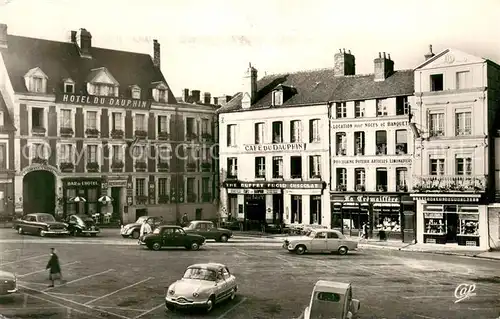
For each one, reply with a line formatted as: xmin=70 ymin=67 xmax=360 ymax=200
xmin=317 ymin=292 xmax=341 ymax=302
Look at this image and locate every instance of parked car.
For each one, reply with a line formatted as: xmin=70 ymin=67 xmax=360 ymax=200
xmin=283 ymin=229 xmax=358 ymax=255
xmin=0 ymin=270 xmax=17 ymax=296
xmin=302 ymin=281 xmax=360 ymax=319
xmin=165 ymin=263 xmax=237 ymax=313
xmin=66 ymin=214 xmax=100 ymax=237
xmin=183 ymin=221 xmax=233 ymax=242
xmin=140 ymin=225 xmax=205 ymax=251
xmin=120 ymin=216 xmax=164 ymax=239
xmin=13 ymin=213 xmax=69 ymax=237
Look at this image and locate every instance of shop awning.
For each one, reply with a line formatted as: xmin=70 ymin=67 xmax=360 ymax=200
xmin=410 ymin=193 xmax=481 ymax=202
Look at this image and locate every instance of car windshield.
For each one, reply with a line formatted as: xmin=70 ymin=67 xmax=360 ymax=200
xmin=136 ymin=216 xmax=148 ymax=224
xmin=183 ymin=268 xmax=217 ymax=281
xmin=307 ymin=230 xmax=317 ymax=238
xmin=185 ymin=222 xmax=196 ymax=229
xmin=38 ymin=215 xmax=55 ymax=222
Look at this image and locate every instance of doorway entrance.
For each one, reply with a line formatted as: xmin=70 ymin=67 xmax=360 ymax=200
xmin=111 ymin=187 xmax=121 ymax=223
xmin=244 ymin=194 xmax=265 ymax=230
xmin=23 ymin=171 xmax=56 ymax=214
xmin=446 ymin=212 xmax=458 ymax=243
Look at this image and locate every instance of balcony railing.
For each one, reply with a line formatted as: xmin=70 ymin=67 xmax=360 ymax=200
xmin=336 ymin=184 xmax=347 ymax=192
xmin=85 ymin=128 xmax=100 ymax=137
xmin=412 ymin=175 xmax=487 ymax=193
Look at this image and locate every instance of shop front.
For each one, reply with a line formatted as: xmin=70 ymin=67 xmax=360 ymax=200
xmin=330 ymin=192 xmax=415 ymax=242
xmin=62 ymin=178 xmax=102 ymax=218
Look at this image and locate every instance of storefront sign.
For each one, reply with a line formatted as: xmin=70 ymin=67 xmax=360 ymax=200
xmin=20 ymin=164 xmax=59 ymax=177
xmin=227 ymin=189 xmax=281 ymax=195
xmin=56 ymin=94 xmax=152 ymax=109
xmin=243 ymin=143 xmax=306 ymax=152
xmin=285 ymin=189 xmax=322 ymax=195
xmin=64 ymin=179 xmax=101 ymax=187
xmin=458 ymin=213 xmax=479 ymax=221
xmin=332 ymin=157 xmax=412 ymax=165
xmin=330 ymin=194 xmax=400 ymax=203
xmin=331 ymin=120 xmax=409 ymax=130
xmin=108 ymin=180 xmax=128 ymax=188
xmin=223 ymin=181 xmax=325 ymax=189
xmin=424 ymin=212 xmax=443 ymax=218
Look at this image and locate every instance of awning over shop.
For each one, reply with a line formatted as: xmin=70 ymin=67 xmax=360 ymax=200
xmin=410 ymin=193 xmax=481 ymax=202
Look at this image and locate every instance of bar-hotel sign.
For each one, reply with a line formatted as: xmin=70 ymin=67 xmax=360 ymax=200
xmin=243 ymin=143 xmax=306 ymax=152
xmin=223 ymin=180 xmax=324 ymax=189
xmin=56 ymin=94 xmax=152 ymax=109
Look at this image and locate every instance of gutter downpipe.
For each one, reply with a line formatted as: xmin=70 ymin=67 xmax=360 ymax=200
xmin=327 ymin=102 xmax=333 ymax=230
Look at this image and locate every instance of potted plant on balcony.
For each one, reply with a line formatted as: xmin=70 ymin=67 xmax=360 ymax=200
xmin=60 ymin=127 xmax=74 ymax=137
xmin=337 ymin=184 xmax=347 ymax=191
xmin=59 ymin=162 xmax=74 ymax=172
xmin=111 ymin=160 xmax=124 ymax=172
xmin=186 ymin=132 xmax=198 ymax=141
xmin=201 ymin=133 xmax=213 ymax=142
xmin=157 ymin=162 xmax=169 ymax=172
xmin=135 ymin=195 xmax=148 ymax=205
xmin=85 ymin=128 xmax=100 ymax=137
xmin=32 ymin=157 xmax=47 ymax=165
xmin=158 ymin=131 xmax=170 ymax=140
xmin=186 ymin=162 xmax=197 ymax=172
xmin=377 ymin=185 xmax=387 ymax=192
xmin=158 ymin=195 xmax=169 ymax=204
xmin=356 ymin=184 xmax=365 ymax=191
xmin=86 ymin=162 xmax=99 ymax=172
xmin=201 ymin=162 xmax=211 ymax=172
xmin=32 ymin=127 xmax=46 ymax=135
xmin=135 ymin=161 xmax=147 ymax=171
xmin=396 ymin=184 xmax=408 ymax=192
xmin=134 ymin=130 xmax=148 ymax=138
xmin=111 ymin=129 xmax=124 ymax=139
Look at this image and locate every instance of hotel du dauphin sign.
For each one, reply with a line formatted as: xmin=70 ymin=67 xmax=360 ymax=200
xmin=56 ymin=94 xmax=152 ymax=109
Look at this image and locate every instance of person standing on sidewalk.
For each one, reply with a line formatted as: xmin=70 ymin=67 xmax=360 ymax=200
xmin=139 ymin=218 xmax=152 ymax=243
xmin=46 ymin=248 xmax=62 ymax=288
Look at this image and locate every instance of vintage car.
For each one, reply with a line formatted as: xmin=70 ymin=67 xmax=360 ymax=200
xmin=283 ymin=229 xmax=358 ymax=255
xmin=120 ymin=216 xmax=164 ymax=239
xmin=303 ymin=281 xmax=360 ymax=319
xmin=66 ymin=214 xmax=100 ymax=236
xmin=0 ymin=270 xmax=17 ymax=295
xmin=13 ymin=213 xmax=69 ymax=237
xmin=165 ymin=263 xmax=237 ymax=313
xmin=183 ymin=221 xmax=233 ymax=242
xmin=140 ymin=225 xmax=205 ymax=251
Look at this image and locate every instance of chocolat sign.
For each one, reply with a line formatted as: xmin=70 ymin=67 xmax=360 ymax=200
xmin=223 ymin=180 xmax=324 ymax=189
xmin=57 ymin=94 xmax=152 ymax=109
xmin=244 ymin=143 xmax=306 ymax=152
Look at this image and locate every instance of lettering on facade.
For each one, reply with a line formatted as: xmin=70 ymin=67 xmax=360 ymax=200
xmin=21 ymin=164 xmax=59 ymax=177
xmin=227 ymin=189 xmax=282 ymax=195
xmin=331 ymin=194 xmax=400 ymax=203
xmin=332 ymin=120 xmax=409 ymax=130
xmin=65 ymin=180 xmax=101 ymax=187
xmin=107 ymin=180 xmax=128 ymax=187
xmin=243 ymin=143 xmax=306 ymax=152
xmin=56 ymin=94 xmax=152 ymax=109
xmin=223 ymin=181 xmax=324 ymax=189
xmin=332 ymin=158 xmax=412 ymax=165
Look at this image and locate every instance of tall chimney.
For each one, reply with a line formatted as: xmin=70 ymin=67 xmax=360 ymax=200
xmin=191 ymin=90 xmax=201 ymax=103
xmin=182 ymin=89 xmax=190 ymax=102
xmin=374 ymin=52 xmax=394 ymax=81
xmin=213 ymin=97 xmax=219 ymax=105
xmin=70 ymin=30 xmax=77 ymax=43
xmin=76 ymin=28 xmax=92 ymax=58
xmin=203 ymin=92 xmax=211 ymax=104
xmin=0 ymin=24 xmax=7 ymax=49
xmin=153 ymin=39 xmax=160 ymax=68
xmin=241 ymin=63 xmax=257 ymax=109
xmin=334 ymin=49 xmax=355 ymax=76
xmin=424 ymin=44 xmax=435 ymax=60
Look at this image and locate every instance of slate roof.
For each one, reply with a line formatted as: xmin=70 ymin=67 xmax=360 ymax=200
xmin=0 ymin=91 xmax=15 ymax=131
xmin=217 ymin=68 xmax=414 ymax=114
xmin=2 ymin=35 xmax=177 ymax=103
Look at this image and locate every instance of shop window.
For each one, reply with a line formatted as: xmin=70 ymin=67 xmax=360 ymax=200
xmin=355 ymin=168 xmax=365 ymax=191
xmin=456 ymin=157 xmax=472 ymax=175
xmin=354 ymin=100 xmax=365 ymax=118
xmin=187 ymin=178 xmax=196 ymax=203
xmin=429 ymin=113 xmax=444 ymax=137
xmin=376 ymin=168 xmax=387 ymax=192
xmin=456 ymin=71 xmax=470 ymax=90
xmin=255 ymin=157 xmax=266 ymax=178
xmin=309 ymin=196 xmax=321 ymax=225
xmin=309 ymin=155 xmax=321 ymax=178
xmin=336 ymin=102 xmax=346 ymax=118
xmin=354 ymin=132 xmax=364 ymax=155
xmin=430 ymin=158 xmax=445 ymax=175
xmin=291 ymin=195 xmax=302 ymax=223
xmin=375 ymin=131 xmax=387 ymax=155
xmin=396 ymin=96 xmax=409 ymax=115
xmin=423 ymin=205 xmax=445 ymax=239
xmin=376 ymin=99 xmax=387 ymax=117
xmin=255 ymin=122 xmax=264 ymax=144
xmin=290 ymin=156 xmax=302 ymax=179
xmin=31 ymin=107 xmax=44 ymax=129
xmin=136 ymin=178 xmax=146 ymax=196
xmin=336 ymin=168 xmax=347 ymax=191
xmin=458 ymin=206 xmax=479 ymax=237
xmin=336 ymin=132 xmax=347 ymax=155
xmin=374 ymin=207 xmax=401 ymax=234
xmin=272 ymin=156 xmax=283 ymax=178
xmin=395 ymin=130 xmax=407 ymax=155
xmin=430 ymin=74 xmax=444 ymax=91
xmin=227 ymin=158 xmax=237 ymax=178
xmin=290 ymin=120 xmax=301 ymax=143
xmin=455 ymin=112 xmax=471 ymax=136
xmin=112 ymin=112 xmax=122 ymax=131
xmin=227 ymin=124 xmax=237 ymax=147
xmin=272 ymin=121 xmax=283 ymax=143
xmin=309 ymin=119 xmax=320 ymax=143
xmin=396 ymin=168 xmax=408 ymax=192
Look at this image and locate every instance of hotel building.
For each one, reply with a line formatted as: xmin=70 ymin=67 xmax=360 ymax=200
xmin=0 ymin=25 xmax=218 ymax=224
xmin=329 ymin=51 xmax=416 ymax=242
xmin=410 ymin=46 xmax=500 ymax=249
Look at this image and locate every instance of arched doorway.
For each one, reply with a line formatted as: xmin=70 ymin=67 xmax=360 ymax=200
xmin=23 ymin=170 xmax=56 ymax=214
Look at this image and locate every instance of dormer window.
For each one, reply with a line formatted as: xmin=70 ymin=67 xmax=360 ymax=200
xmin=152 ymin=81 xmax=169 ymax=103
xmin=158 ymin=89 xmax=166 ymax=102
xmin=86 ymin=67 xmax=119 ymax=97
xmin=131 ymin=85 xmax=141 ymax=99
xmin=63 ymin=78 xmax=75 ymax=94
xmin=24 ymin=67 xmax=48 ymax=94
xmin=272 ymin=90 xmax=283 ymax=106
xmin=94 ymin=84 xmax=115 ymax=97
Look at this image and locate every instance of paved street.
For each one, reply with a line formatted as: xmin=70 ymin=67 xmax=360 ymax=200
xmin=0 ymin=231 xmax=499 ymax=319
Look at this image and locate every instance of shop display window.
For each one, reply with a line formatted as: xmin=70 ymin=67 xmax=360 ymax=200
xmin=374 ymin=210 xmax=400 ymax=232
xmin=458 ymin=213 xmax=479 ymax=236
xmin=424 ymin=212 xmax=446 ymax=234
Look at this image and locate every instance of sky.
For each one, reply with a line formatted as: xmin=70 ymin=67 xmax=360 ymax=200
xmin=1 ymin=0 xmax=500 ymax=98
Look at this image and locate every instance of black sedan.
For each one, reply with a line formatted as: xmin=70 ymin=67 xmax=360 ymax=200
xmin=66 ymin=214 xmax=100 ymax=236
xmin=140 ymin=225 xmax=205 ymax=251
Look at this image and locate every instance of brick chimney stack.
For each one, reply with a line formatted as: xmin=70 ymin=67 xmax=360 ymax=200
xmin=374 ymin=52 xmax=394 ymax=81
xmin=203 ymin=92 xmax=211 ymax=104
xmin=70 ymin=30 xmax=77 ymax=43
xmin=76 ymin=28 xmax=92 ymax=58
xmin=334 ymin=48 xmax=355 ymax=76
xmin=424 ymin=44 xmax=435 ymax=60
xmin=242 ymin=63 xmax=257 ymax=109
xmin=153 ymin=39 xmax=160 ymax=68
xmin=0 ymin=24 xmax=7 ymax=50
xmin=191 ymin=90 xmax=201 ymax=103
xmin=182 ymin=89 xmax=190 ymax=102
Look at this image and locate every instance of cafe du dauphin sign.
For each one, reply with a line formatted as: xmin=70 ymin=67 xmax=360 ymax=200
xmin=244 ymin=143 xmax=306 ymax=152
xmin=56 ymin=94 xmax=152 ymax=109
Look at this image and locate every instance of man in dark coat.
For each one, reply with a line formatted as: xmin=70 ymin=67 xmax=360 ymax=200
xmin=181 ymin=213 xmax=189 ymax=227
xmin=46 ymin=248 xmax=62 ymax=287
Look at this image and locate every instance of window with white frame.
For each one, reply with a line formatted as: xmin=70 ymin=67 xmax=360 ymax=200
xmin=112 ymin=145 xmax=123 ymax=162
xmin=158 ymin=145 xmax=170 ymax=163
xmin=133 ymin=145 xmax=146 ymax=162
xmin=158 ymin=89 xmax=167 ymax=103
xmin=456 ymin=157 xmax=472 ymax=175
xmin=272 ymin=121 xmax=283 ymax=143
xmin=201 ymin=119 xmax=210 ymax=135
xmin=59 ymin=144 xmax=73 ymax=163
xmin=355 ymin=101 xmax=365 ymax=118
xmin=430 ymin=158 xmax=445 ymax=175
xmin=354 ymin=131 xmax=365 ymax=155
xmin=227 ymin=124 xmax=237 ymax=147
xmin=158 ymin=178 xmax=168 ymax=196
xmin=86 ymin=111 xmax=97 ymax=130
xmin=429 ymin=113 xmax=445 ymax=136
xmin=455 ymin=112 xmax=472 ymax=136
xmin=202 ymin=177 xmax=210 ymax=197
xmin=255 ymin=157 xmax=266 ymax=178
xmin=396 ymin=168 xmax=408 ymax=191
xmin=396 ymin=96 xmax=409 ymax=116
xmin=32 ymin=77 xmax=44 ymax=93
xmin=135 ymin=114 xmax=146 ymax=131
xmin=131 ymin=86 xmax=141 ymax=99
xmin=309 ymin=119 xmax=320 ymax=143
xmin=95 ymin=84 xmax=115 ymax=97
xmin=187 ymin=178 xmax=196 ymax=202
xmin=336 ymin=132 xmax=347 ymax=155
xmin=376 ymin=98 xmax=388 ymax=116
xmin=355 ymin=168 xmax=365 ymax=190
xmin=87 ymin=145 xmax=97 ymax=163
xmin=376 ymin=130 xmax=387 ymax=155
xmin=309 ymin=155 xmax=321 ymax=178
xmin=255 ymin=122 xmax=264 ymax=144
xmin=227 ymin=157 xmax=237 ymax=177
xmin=395 ymin=130 xmax=408 ymax=155
xmin=64 ymin=81 xmax=74 ymax=94
xmin=135 ymin=178 xmax=146 ymax=196
xmin=272 ymin=156 xmax=283 ymax=178
xmin=158 ymin=116 xmax=168 ymax=133
xmin=0 ymin=144 xmax=5 ymax=169
xmin=456 ymin=71 xmax=470 ymax=90
xmin=272 ymin=90 xmax=283 ymax=106
xmin=336 ymin=102 xmax=347 ymax=118
xmin=31 ymin=107 xmax=44 ymax=129
xmin=336 ymin=168 xmax=347 ymax=189
xmin=112 ymin=112 xmax=122 ymax=131
xmin=60 ymin=110 xmax=72 ymax=129
xmin=290 ymin=120 xmax=301 ymax=143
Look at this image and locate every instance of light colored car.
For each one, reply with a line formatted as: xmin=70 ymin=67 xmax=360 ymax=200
xmin=165 ymin=263 xmax=238 ymax=313
xmin=283 ymin=229 xmax=358 ymax=255
xmin=120 ymin=216 xmax=163 ymax=239
xmin=303 ymin=280 xmax=360 ymax=319
xmin=0 ymin=270 xmax=17 ymax=295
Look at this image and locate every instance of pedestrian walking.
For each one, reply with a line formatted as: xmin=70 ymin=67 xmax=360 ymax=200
xmin=46 ymin=248 xmax=63 ymax=287
xmin=181 ymin=213 xmax=189 ymax=227
xmin=139 ymin=218 xmax=152 ymax=243
xmin=363 ymin=222 xmax=369 ymax=240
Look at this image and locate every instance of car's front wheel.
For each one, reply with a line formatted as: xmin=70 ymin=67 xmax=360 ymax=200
xmin=189 ymin=242 xmax=200 ymax=251
xmin=39 ymin=229 xmax=45 ymax=237
xmin=219 ymin=234 xmax=229 ymax=242
xmin=131 ymin=230 xmax=140 ymax=239
xmin=295 ymin=245 xmax=306 ymax=255
xmin=151 ymin=242 xmax=161 ymax=251
xmin=338 ymin=246 xmax=348 ymax=255
xmin=17 ymin=227 xmax=24 ymax=235
xmin=206 ymin=296 xmax=215 ymax=313
xmin=229 ymin=287 xmax=237 ymax=300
